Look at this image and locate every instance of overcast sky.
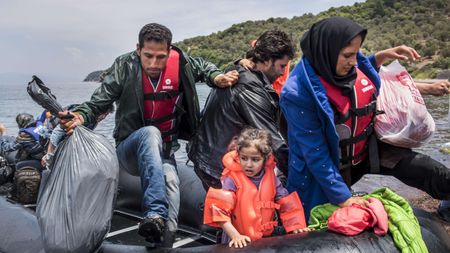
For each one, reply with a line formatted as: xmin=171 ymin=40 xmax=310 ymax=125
xmin=0 ymin=0 xmax=364 ymax=83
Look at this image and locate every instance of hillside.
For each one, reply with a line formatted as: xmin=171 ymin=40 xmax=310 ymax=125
xmin=174 ymin=0 xmax=449 ymax=79
xmin=84 ymin=0 xmax=449 ymax=81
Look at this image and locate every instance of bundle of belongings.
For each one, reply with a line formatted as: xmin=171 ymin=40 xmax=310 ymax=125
xmin=309 ymin=187 xmax=428 ymax=253
xmin=37 ymin=126 xmax=119 ymax=253
xmin=375 ymin=60 xmax=435 ymax=148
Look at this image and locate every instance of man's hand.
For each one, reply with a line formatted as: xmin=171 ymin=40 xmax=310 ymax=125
xmin=338 ymin=196 xmax=369 ymax=208
xmin=214 ymin=70 xmax=239 ymax=88
xmin=416 ymin=80 xmax=450 ymax=96
xmin=238 ymin=58 xmax=255 ymax=70
xmin=375 ymin=45 xmax=421 ymax=67
xmin=58 ymin=111 xmax=84 ymax=135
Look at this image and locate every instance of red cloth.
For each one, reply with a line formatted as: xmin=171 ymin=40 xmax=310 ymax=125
xmin=328 ymin=197 xmax=388 ymax=236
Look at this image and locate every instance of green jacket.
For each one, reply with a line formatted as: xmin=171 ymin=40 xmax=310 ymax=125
xmin=75 ymin=45 xmax=222 ymax=146
xmin=309 ymin=187 xmax=428 ymax=253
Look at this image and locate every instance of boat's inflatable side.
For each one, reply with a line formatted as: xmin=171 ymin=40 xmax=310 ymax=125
xmin=0 ymin=197 xmax=45 ymax=253
xmin=115 ymin=160 xmax=215 ymax=234
xmin=99 ymin=212 xmax=450 ymax=253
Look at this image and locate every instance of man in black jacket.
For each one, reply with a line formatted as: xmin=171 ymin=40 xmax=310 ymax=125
xmin=188 ymin=31 xmax=295 ymax=189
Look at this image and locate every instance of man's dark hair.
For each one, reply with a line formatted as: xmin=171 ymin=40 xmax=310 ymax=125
xmin=138 ymin=23 xmax=172 ymax=49
xmin=251 ymin=31 xmax=295 ymax=63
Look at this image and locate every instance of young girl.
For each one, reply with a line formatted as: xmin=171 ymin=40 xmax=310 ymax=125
xmin=204 ymin=128 xmax=310 ymax=248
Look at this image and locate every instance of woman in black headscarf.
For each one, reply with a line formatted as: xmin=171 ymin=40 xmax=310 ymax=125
xmin=280 ymin=17 xmax=450 ymax=221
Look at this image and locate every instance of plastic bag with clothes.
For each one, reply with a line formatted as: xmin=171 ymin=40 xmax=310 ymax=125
xmin=37 ymin=126 xmax=119 ymax=253
xmin=375 ymin=60 xmax=435 ymax=148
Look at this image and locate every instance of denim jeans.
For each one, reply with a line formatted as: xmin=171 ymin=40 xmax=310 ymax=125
xmin=116 ymin=126 xmax=168 ymax=219
xmin=163 ymin=162 xmax=180 ymax=232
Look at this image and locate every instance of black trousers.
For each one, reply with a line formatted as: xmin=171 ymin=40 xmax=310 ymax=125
xmin=351 ymin=145 xmax=450 ymax=200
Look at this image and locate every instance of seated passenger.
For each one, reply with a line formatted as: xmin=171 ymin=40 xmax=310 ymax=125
xmin=280 ymin=17 xmax=450 ymax=221
xmin=203 ymin=128 xmax=311 ymax=248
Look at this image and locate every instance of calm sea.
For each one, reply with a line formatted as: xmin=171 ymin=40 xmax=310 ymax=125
xmin=0 ymin=81 xmax=448 ymax=167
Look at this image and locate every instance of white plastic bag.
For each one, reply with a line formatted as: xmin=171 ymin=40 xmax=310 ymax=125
xmin=375 ymin=60 xmax=435 ymax=148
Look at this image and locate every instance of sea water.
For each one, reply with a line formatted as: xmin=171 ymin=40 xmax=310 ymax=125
xmin=0 ymin=81 xmax=448 ymax=166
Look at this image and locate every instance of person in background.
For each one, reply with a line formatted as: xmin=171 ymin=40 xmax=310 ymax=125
xmin=59 ymin=23 xmax=238 ymax=247
xmin=416 ymin=79 xmax=450 ymax=221
xmin=280 ymin=17 xmax=450 ymax=221
xmin=240 ymin=39 xmax=290 ymax=96
xmin=189 ymin=31 xmax=294 ymax=190
xmin=41 ymin=104 xmax=114 ymax=168
xmin=0 ymin=124 xmax=5 ymax=136
xmin=203 ymin=128 xmax=310 ymax=248
xmin=415 ymin=80 xmax=450 ymax=96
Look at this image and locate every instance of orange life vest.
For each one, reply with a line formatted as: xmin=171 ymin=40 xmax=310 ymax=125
xmin=321 ymin=68 xmax=377 ymax=165
xmin=272 ymin=63 xmax=290 ymax=96
xmin=203 ymin=151 xmax=307 ymax=239
xmin=220 ymin=151 xmax=279 ymax=240
xmin=142 ymin=49 xmax=182 ymax=144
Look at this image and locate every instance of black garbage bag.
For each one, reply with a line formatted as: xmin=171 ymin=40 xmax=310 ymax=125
xmin=27 ymin=75 xmax=65 ymax=117
xmin=37 ymin=126 xmax=119 ymax=253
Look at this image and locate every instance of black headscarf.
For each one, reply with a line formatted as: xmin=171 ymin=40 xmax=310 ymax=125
xmin=300 ymin=17 xmax=367 ymax=90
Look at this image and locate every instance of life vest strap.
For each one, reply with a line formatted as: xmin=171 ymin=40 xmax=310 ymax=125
xmin=143 ymin=90 xmax=180 ymax=101
xmin=144 ymin=113 xmax=177 ymax=126
xmin=259 ymin=221 xmax=278 ymax=232
xmin=335 ymin=101 xmax=377 ymax=125
xmin=351 ymin=100 xmax=377 ymax=116
xmin=161 ymin=128 xmax=178 ymax=139
xmin=339 ymin=123 xmax=374 ymax=146
xmin=256 ymin=201 xmax=280 ymax=210
xmin=340 ymin=144 xmax=368 ymax=164
xmin=258 ymin=201 xmax=280 ymax=209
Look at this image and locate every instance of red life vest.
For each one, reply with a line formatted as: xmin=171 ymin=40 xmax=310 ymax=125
xmin=142 ymin=49 xmax=182 ymax=144
xmin=221 ymin=151 xmax=279 ymax=240
xmin=321 ymin=68 xmax=377 ymax=165
xmin=272 ymin=63 xmax=290 ymax=96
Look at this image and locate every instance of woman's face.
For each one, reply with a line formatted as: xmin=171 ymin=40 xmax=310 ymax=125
xmin=335 ymin=35 xmax=362 ymax=76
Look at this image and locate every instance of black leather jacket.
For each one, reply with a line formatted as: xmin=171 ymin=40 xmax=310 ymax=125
xmin=188 ymin=64 xmax=289 ymax=181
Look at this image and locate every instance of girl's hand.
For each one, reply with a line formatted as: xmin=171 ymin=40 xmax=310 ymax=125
xmin=229 ymin=234 xmax=251 ymax=248
xmin=292 ymin=227 xmax=314 ymax=234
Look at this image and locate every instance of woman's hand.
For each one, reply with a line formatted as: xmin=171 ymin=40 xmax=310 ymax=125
xmin=229 ymin=234 xmax=251 ymax=248
xmin=375 ymin=45 xmax=421 ymax=67
xmin=338 ymin=196 xmax=369 ymax=208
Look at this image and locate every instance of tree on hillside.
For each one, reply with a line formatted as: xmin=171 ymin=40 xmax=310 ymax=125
xmin=175 ymin=0 xmax=450 ymax=79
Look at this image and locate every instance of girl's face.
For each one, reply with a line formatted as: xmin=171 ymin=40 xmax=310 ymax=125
xmin=335 ymin=35 xmax=362 ymax=76
xmin=239 ymin=146 xmax=265 ymax=177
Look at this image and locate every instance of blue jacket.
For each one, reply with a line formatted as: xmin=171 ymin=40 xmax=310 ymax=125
xmin=280 ymin=52 xmax=380 ymax=219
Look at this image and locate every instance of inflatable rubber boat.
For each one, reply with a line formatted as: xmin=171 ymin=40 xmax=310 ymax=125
xmin=1 ymin=154 xmax=449 ymax=253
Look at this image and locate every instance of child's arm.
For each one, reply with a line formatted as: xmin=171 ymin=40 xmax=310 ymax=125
xmin=220 ymin=221 xmax=251 ymax=248
xmin=276 ymin=191 xmax=310 ymax=233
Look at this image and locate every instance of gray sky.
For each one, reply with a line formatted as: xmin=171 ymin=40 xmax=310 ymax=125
xmin=0 ymin=0 xmax=364 ymax=83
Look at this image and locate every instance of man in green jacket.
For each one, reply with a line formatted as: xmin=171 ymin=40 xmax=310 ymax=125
xmin=60 ymin=23 xmax=238 ymax=246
